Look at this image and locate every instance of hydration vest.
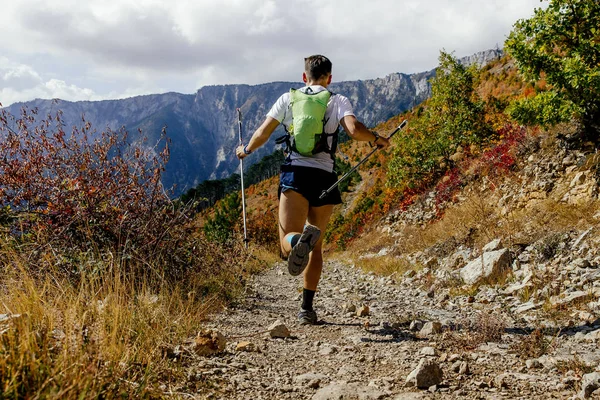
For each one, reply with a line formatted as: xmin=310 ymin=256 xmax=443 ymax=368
xmin=278 ymin=87 xmax=338 ymax=158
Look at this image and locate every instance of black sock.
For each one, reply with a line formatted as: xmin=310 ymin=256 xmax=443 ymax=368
xmin=302 ymin=288 xmax=316 ymax=311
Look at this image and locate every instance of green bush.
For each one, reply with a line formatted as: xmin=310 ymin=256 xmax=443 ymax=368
xmin=335 ymin=156 xmax=362 ymax=193
xmin=506 ymin=0 xmax=600 ymax=139
xmin=388 ymin=51 xmax=492 ymax=189
xmin=204 ymin=192 xmax=242 ymax=243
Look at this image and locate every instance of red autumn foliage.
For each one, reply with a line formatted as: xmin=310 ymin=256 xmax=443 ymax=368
xmin=434 ymin=168 xmax=463 ymax=213
xmin=247 ymin=207 xmax=279 ymax=253
xmin=0 ymin=106 xmax=170 ymax=251
xmin=478 ymin=123 xmax=527 ymax=179
xmin=0 ymin=105 xmax=241 ymax=284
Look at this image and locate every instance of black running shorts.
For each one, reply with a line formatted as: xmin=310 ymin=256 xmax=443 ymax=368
xmin=278 ymin=164 xmax=342 ymax=207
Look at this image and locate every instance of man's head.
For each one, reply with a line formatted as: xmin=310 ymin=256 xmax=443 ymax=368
xmin=303 ymin=55 xmax=332 ymax=86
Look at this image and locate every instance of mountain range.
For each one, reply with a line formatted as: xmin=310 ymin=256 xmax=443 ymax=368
xmin=4 ymin=50 xmax=502 ymax=195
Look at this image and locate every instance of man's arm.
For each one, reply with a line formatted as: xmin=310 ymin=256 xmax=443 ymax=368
xmin=340 ymin=115 xmax=390 ymax=149
xmin=236 ymin=117 xmax=280 ymax=159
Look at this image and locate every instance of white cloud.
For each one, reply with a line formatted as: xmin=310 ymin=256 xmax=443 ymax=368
xmin=0 ymin=58 xmax=101 ymax=106
xmin=0 ymin=0 xmax=546 ymax=105
xmin=1 ymin=60 xmax=42 ymax=90
xmin=44 ymin=79 xmax=96 ymax=100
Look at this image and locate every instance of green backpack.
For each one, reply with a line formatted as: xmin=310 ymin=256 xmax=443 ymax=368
xmin=286 ymin=88 xmax=337 ymax=157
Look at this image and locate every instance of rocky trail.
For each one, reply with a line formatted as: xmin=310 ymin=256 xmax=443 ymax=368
xmin=190 ymin=254 xmax=600 ymax=400
xmin=183 ymin=136 xmax=600 ymax=399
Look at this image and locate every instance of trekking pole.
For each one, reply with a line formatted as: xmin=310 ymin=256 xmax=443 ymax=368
xmin=319 ymin=120 xmax=407 ymax=200
xmin=237 ymin=108 xmax=249 ymax=249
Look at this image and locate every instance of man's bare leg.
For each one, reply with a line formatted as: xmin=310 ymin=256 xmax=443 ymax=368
xmin=279 ymin=190 xmax=309 ymax=256
xmin=296 ymin=204 xmax=333 ymax=325
xmin=304 ymin=204 xmax=334 ymax=291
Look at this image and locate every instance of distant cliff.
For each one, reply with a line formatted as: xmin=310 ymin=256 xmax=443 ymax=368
xmin=4 ymin=50 xmax=502 ymax=194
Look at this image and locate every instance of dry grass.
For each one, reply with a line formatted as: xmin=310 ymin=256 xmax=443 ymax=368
xmin=506 ymin=200 xmax=600 ymax=245
xmin=509 ymin=328 xmax=559 ymax=359
xmin=347 ymin=124 xmax=599 ymax=260
xmin=334 ymin=229 xmax=398 ymax=258
xmin=448 ymin=284 xmax=481 ymax=298
xmin=555 ymin=356 xmax=595 ymax=377
xmin=0 ymin=239 xmax=266 ymax=399
xmin=390 ymin=192 xmax=502 ymax=257
xmin=339 ymin=185 xmax=597 ymax=285
xmin=441 ymin=311 xmax=506 ymax=353
xmin=353 ymin=255 xmax=415 ymax=277
xmin=371 ymin=186 xmax=599 ymax=263
xmin=250 ymin=245 xmax=281 ymax=266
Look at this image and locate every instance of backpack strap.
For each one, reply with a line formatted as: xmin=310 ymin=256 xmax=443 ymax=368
xmin=275 ymin=129 xmax=292 ymax=159
xmin=318 ymin=90 xmax=338 ymax=160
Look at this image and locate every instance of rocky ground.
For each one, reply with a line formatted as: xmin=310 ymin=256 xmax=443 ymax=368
xmin=175 ymin=133 xmax=600 ymax=399
xmin=180 ymin=252 xmax=600 ymax=400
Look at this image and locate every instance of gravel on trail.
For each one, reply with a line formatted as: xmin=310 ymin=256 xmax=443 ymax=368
xmin=188 ymin=260 xmax=600 ymax=399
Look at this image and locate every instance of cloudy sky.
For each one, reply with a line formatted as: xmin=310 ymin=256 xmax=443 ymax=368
xmin=0 ymin=0 xmax=545 ymax=107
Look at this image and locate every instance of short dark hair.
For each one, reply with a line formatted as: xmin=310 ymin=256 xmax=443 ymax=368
xmin=304 ymin=55 xmax=332 ymax=81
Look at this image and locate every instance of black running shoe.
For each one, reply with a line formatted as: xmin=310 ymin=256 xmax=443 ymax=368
xmin=287 ymin=224 xmax=321 ymax=276
xmin=298 ymin=308 xmax=318 ymax=325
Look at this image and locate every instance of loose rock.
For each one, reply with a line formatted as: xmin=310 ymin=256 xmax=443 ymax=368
xmin=343 ymin=303 xmax=357 ymax=313
xmin=235 ymin=341 xmax=256 ymax=352
xmin=460 ymin=249 xmax=511 ymax=284
xmin=269 ymin=320 xmax=291 ymax=338
xmin=192 ymin=329 xmax=226 ymax=356
xmin=581 ymin=372 xmax=600 ymax=399
xmin=405 ymin=358 xmax=444 ymax=389
xmin=312 ymin=382 xmax=387 ymax=400
xmin=420 ymin=346 xmax=437 ymax=356
xmin=357 ymin=305 xmax=370 ymax=317
xmin=419 ymin=321 xmax=442 ymax=336
xmin=409 ymin=320 xmax=424 ymax=332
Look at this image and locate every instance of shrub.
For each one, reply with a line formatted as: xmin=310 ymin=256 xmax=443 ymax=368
xmin=387 ymin=51 xmax=493 ymax=190
xmin=203 ymin=192 xmax=242 ymax=243
xmin=506 ymin=0 xmax=600 ymax=140
xmin=335 ymin=156 xmax=362 ymax=193
xmin=1 ymin=107 xmax=167 ymax=249
xmin=535 ymin=232 xmax=569 ymax=261
xmin=0 ymin=106 xmax=246 ymax=287
xmin=434 ymin=168 xmax=463 ymax=213
xmin=467 ymin=123 xmax=527 ymax=181
xmin=247 ymin=207 xmax=279 ymax=253
xmin=442 ymin=312 xmax=506 ymax=351
xmin=510 ymin=328 xmax=558 ymax=359
xmin=0 ymin=106 xmax=264 ymax=399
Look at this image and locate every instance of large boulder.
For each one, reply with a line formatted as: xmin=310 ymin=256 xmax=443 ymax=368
xmin=460 ymin=249 xmax=511 ymax=285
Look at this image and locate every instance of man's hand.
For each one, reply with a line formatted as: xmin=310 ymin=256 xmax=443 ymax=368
xmin=373 ymin=136 xmax=391 ymax=149
xmin=236 ymin=145 xmax=248 ymax=159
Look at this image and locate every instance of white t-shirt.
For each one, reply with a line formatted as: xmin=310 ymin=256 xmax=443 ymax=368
xmin=267 ymin=85 xmax=355 ymax=172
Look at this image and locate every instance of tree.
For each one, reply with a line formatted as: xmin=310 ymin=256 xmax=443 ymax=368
xmin=180 ymin=150 xmax=285 ymax=212
xmin=388 ymin=51 xmax=492 ymax=188
xmin=505 ymin=0 xmax=600 ymax=141
xmin=426 ymin=51 xmax=492 ymax=147
xmin=203 ymin=192 xmax=242 ymax=243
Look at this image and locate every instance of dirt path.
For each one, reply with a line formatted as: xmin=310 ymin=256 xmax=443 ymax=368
xmin=190 ymin=260 xmax=600 ymax=399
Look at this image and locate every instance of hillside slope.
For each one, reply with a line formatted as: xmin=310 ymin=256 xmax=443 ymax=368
xmin=193 ymin=54 xmax=600 ymax=399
